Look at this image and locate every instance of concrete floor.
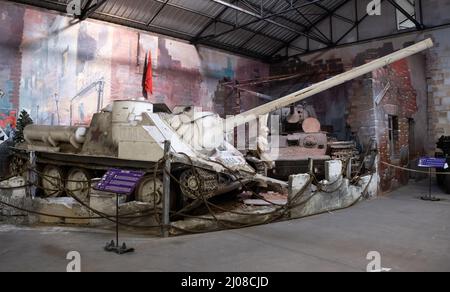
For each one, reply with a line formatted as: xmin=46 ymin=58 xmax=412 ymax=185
xmin=1 ymin=180 xmax=449 ymax=272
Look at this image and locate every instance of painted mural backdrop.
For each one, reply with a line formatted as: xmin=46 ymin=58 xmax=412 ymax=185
xmin=0 ymin=1 xmax=269 ymax=128
xmin=0 ymin=2 xmax=23 ymax=129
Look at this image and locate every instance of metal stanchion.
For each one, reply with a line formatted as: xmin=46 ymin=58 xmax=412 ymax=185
xmin=346 ymin=158 xmax=353 ymax=179
xmin=105 ymin=193 xmax=135 ymax=254
xmin=418 ymin=157 xmax=444 ymax=202
xmin=308 ymin=158 xmax=314 ymax=175
xmin=97 ymin=169 xmax=145 ymax=255
xmin=162 ymin=140 xmax=172 ymax=238
xmin=421 ymin=168 xmax=441 ymax=202
xmin=28 ymin=151 xmax=37 ymax=198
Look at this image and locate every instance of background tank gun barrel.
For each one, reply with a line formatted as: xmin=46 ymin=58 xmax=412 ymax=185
xmin=228 ymin=38 xmax=434 ymax=127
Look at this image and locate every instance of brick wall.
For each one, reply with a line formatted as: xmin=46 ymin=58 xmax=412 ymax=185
xmin=155 ymin=38 xmax=203 ymax=109
xmin=271 ymin=41 xmax=426 ymax=193
xmin=110 ymin=28 xmax=142 ymax=102
xmin=0 ymin=5 xmax=24 ymax=177
xmin=347 ymin=43 xmax=396 ymax=148
xmin=425 ymin=32 xmax=450 ymax=144
xmin=347 ymin=77 xmax=377 ymax=146
xmin=374 ymin=59 xmax=419 ymax=191
xmin=269 ymin=58 xmax=350 ymax=140
xmin=272 ymin=57 xmax=344 ymax=81
xmin=0 ymin=4 xmax=24 ymax=129
xmin=345 ymin=43 xmax=422 ymax=192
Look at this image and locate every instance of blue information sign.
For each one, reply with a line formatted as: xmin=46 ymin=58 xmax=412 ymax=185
xmin=418 ymin=157 xmax=448 ymax=169
xmin=95 ymin=169 xmax=146 ymax=195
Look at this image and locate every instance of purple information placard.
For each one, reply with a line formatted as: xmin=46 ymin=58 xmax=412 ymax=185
xmin=418 ymin=157 xmax=448 ymax=169
xmin=95 ymin=169 xmax=146 ymax=195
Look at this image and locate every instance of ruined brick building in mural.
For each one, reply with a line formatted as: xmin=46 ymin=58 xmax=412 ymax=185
xmin=0 ymin=4 xmax=23 ymax=129
xmin=0 ymin=0 xmax=269 ymax=128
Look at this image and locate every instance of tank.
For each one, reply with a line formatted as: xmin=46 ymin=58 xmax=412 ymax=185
xmin=267 ymin=103 xmax=329 ymax=180
xmin=11 ymin=39 xmax=434 ymax=209
xmin=17 ymin=100 xmax=259 ymax=207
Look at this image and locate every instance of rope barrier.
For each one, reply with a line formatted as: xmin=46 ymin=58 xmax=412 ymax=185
xmin=1 ymin=149 xmax=377 ymax=235
xmin=0 ymin=172 xmax=162 ymax=228
xmin=381 ymin=161 xmax=450 ymax=175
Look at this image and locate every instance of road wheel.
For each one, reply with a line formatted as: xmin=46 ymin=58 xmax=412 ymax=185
xmin=66 ymin=168 xmax=91 ymax=202
xmin=136 ymin=176 xmax=163 ymax=208
xmin=41 ymin=165 xmax=64 ymax=197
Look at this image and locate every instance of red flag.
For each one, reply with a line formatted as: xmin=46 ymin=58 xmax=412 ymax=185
xmin=144 ymin=50 xmax=153 ymax=96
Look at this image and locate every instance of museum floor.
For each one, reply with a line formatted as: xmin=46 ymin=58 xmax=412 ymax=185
xmin=1 ymin=180 xmax=449 ymax=272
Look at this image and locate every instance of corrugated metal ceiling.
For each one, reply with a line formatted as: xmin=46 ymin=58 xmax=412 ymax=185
xmin=8 ymin=0 xmax=352 ymax=61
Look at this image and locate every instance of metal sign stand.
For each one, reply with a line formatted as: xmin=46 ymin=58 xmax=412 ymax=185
xmin=95 ymin=168 xmax=145 ymax=255
xmin=104 ymin=193 xmax=135 ymax=255
xmin=418 ymin=157 xmax=444 ymax=202
xmin=421 ymin=168 xmax=441 ymax=202
xmin=28 ymin=151 xmax=37 ymax=199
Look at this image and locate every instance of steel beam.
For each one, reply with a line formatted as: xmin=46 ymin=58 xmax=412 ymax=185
xmin=313 ymin=2 xmax=354 ymax=25
xmin=387 ymin=0 xmax=423 ymax=29
xmin=270 ymin=0 xmax=352 ymax=57
xmin=241 ymin=0 xmax=331 ymax=48
xmin=287 ymin=0 xmax=331 ymax=44
xmin=146 ymin=0 xmax=170 ymax=26
xmin=201 ymin=0 xmax=330 ymax=46
xmin=210 ymin=0 xmax=309 ymax=35
xmin=193 ymin=0 xmax=235 ymax=40
xmin=79 ymin=0 xmax=107 ymax=21
xmin=237 ymin=0 xmax=290 ymax=51
xmin=333 ymin=0 xmax=381 ymax=46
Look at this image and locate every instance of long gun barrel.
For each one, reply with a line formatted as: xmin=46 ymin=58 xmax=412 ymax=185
xmin=228 ymin=38 xmax=434 ymax=127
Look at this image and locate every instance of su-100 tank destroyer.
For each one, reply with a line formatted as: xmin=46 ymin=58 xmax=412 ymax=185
xmin=11 ymin=39 xmax=433 ymax=210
